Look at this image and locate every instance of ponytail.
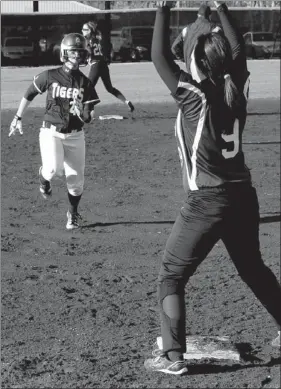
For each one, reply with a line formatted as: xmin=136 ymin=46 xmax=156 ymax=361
xmin=223 ymin=73 xmax=246 ymax=125
xmin=193 ymin=33 xmax=247 ymax=133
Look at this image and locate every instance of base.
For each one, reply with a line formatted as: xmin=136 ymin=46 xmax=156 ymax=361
xmin=99 ymin=115 xmax=124 ymax=120
xmin=156 ymin=335 xmax=240 ymax=361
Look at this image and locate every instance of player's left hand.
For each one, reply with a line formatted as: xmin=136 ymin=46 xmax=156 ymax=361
xmin=9 ymin=115 xmax=23 ymax=137
xmin=90 ymin=110 xmax=95 ymax=122
xmin=70 ymin=98 xmax=85 ymax=122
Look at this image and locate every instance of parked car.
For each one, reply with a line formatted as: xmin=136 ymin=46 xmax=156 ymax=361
xmin=110 ymin=30 xmax=125 ymax=61
xmin=110 ymin=26 xmax=153 ymax=62
xmin=243 ymin=31 xmax=280 ymax=59
xmin=2 ymin=36 xmax=35 ymax=62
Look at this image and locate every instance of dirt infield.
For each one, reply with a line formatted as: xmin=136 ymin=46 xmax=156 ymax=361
xmin=1 ymin=61 xmax=281 ymax=388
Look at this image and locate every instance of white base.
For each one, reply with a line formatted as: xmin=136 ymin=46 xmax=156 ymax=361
xmin=99 ymin=115 xmax=124 ymax=120
xmin=156 ymin=335 xmax=240 ymax=361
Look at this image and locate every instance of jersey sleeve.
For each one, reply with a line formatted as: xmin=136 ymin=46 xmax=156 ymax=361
xmin=151 ymin=6 xmax=182 ymax=94
xmin=216 ymin=3 xmax=248 ymax=83
xmin=32 ymin=70 xmax=49 ymax=94
xmin=23 ymin=70 xmax=49 ymax=101
xmin=171 ymin=71 xmax=202 ymax=114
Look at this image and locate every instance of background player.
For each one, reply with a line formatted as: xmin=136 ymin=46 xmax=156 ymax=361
xmin=81 ymin=20 xmax=135 ymax=113
xmin=9 ymin=33 xmax=100 ymax=230
xmin=171 ymin=3 xmax=221 ymax=71
xmin=144 ymin=0 xmax=281 ymax=375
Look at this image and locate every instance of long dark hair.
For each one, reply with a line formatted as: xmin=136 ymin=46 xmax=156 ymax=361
xmin=194 ymin=32 xmax=246 ymax=122
xmin=85 ymin=20 xmax=98 ymax=36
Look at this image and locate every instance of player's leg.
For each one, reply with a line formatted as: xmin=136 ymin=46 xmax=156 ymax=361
xmin=222 ymin=185 xmax=281 ymax=328
xmin=63 ymin=131 xmax=85 ymax=229
xmin=145 ymin=189 xmax=224 ymax=374
xmin=88 ymin=61 xmax=101 ymax=87
xmin=38 ymin=127 xmax=64 ymax=198
xmin=100 ymin=61 xmax=134 ymax=112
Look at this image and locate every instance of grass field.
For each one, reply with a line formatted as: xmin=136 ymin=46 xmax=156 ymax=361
xmin=1 ymin=60 xmax=280 ymax=388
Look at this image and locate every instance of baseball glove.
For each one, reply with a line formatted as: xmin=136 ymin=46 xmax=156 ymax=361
xmin=9 ymin=115 xmax=23 ymax=137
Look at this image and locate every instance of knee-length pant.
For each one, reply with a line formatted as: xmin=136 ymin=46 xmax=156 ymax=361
xmin=39 ymin=127 xmax=85 ymax=196
xmin=158 ymin=183 xmax=281 ymax=355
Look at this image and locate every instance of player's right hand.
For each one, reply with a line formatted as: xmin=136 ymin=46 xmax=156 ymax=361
xmin=213 ymin=1 xmax=225 ymax=7
xmin=9 ymin=115 xmax=23 ymax=137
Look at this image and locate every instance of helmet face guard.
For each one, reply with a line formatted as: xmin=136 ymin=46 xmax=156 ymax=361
xmin=60 ymin=33 xmax=89 ymax=66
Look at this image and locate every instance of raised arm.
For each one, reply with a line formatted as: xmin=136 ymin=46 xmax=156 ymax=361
xmin=214 ymin=1 xmax=247 ymax=72
xmin=151 ymin=3 xmax=181 ymax=94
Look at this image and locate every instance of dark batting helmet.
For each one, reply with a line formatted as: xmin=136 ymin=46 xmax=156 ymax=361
xmin=60 ymin=33 xmax=89 ymax=65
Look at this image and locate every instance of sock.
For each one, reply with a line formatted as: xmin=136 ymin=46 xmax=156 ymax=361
xmin=39 ymin=168 xmax=49 ymax=184
xmin=67 ymin=193 xmax=82 ymax=214
xmin=167 ymin=351 xmax=184 ymax=362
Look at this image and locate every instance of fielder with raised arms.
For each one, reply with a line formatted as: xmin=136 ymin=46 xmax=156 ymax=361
xmin=9 ymin=33 xmax=100 ymax=230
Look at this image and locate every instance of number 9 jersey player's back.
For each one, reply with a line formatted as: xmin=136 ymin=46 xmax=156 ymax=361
xmin=173 ymin=69 xmax=251 ymax=192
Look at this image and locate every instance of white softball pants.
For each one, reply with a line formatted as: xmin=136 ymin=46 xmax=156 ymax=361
xmin=39 ymin=127 xmax=85 ymax=196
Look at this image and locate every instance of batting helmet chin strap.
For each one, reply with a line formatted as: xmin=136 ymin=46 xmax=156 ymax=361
xmin=64 ymin=61 xmax=79 ymax=71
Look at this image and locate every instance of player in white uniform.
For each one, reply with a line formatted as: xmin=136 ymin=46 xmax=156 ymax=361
xmin=9 ymin=33 xmax=100 ymax=230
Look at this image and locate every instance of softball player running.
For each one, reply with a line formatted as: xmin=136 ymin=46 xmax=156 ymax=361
xmin=81 ymin=20 xmax=135 ymax=113
xmin=9 ymin=33 xmax=100 ymax=230
xmin=144 ymin=0 xmax=281 ymax=375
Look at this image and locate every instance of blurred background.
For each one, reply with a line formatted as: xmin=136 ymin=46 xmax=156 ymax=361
xmin=1 ymin=0 xmax=280 ymax=66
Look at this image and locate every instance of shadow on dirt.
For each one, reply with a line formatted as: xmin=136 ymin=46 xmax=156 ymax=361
xmin=185 ymin=356 xmax=281 ymax=376
xmin=81 ymin=213 xmax=281 ymax=230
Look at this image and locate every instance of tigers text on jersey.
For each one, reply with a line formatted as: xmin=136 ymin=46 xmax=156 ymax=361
xmin=29 ymin=65 xmax=99 ymax=132
xmin=172 ymin=70 xmax=251 ymax=191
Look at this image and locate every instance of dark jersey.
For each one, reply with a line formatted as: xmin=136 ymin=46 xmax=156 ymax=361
xmin=26 ymin=65 xmax=99 ymax=132
xmin=152 ymin=3 xmax=252 ymax=192
xmin=182 ymin=19 xmax=221 ymax=71
xmin=172 ymin=18 xmax=220 ymax=71
xmin=86 ymin=30 xmax=106 ymax=62
xmin=172 ymin=70 xmax=251 ymax=191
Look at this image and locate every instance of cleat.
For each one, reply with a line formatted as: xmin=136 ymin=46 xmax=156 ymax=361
xmin=152 ymin=341 xmax=162 ymax=357
xmin=144 ymin=355 xmax=188 ymax=375
xmin=271 ymin=331 xmax=280 ymax=347
xmin=126 ymin=100 xmax=135 ymax=113
xmin=39 ymin=166 xmax=52 ymax=199
xmin=66 ymin=211 xmax=82 ymax=230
